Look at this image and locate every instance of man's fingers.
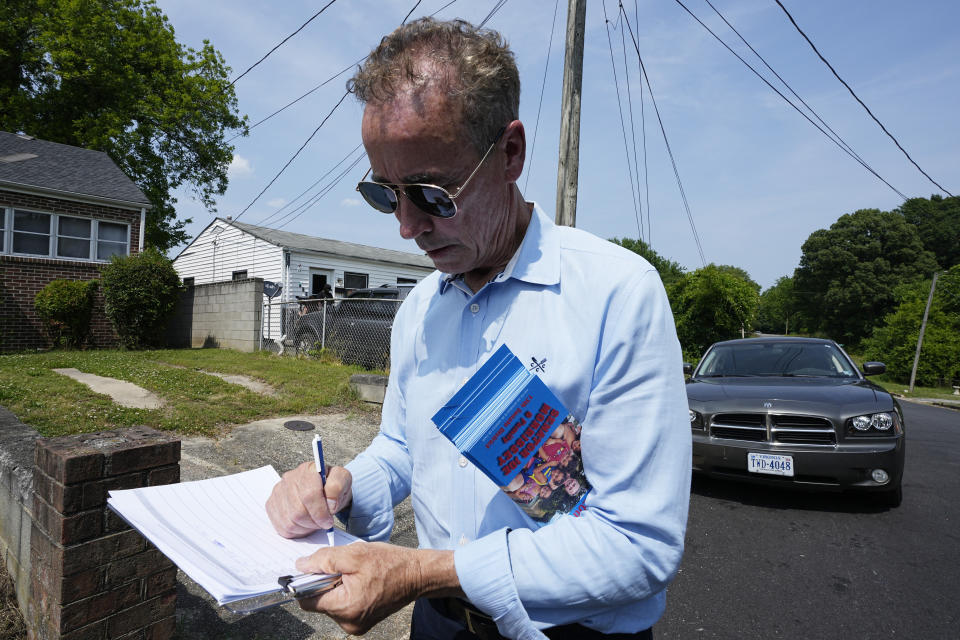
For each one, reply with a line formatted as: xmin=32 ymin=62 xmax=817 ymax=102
xmin=324 ymin=466 xmax=353 ymax=513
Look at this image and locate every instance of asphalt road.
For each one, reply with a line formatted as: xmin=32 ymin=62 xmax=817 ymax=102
xmin=658 ymin=401 xmax=960 ymax=639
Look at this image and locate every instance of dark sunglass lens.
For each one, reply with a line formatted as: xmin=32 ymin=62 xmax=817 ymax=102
xmin=357 ymin=182 xmax=398 ymax=213
xmin=407 ymin=186 xmax=457 ymax=218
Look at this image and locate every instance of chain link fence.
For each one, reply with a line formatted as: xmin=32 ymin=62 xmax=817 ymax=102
xmin=261 ymin=296 xmax=401 ymax=370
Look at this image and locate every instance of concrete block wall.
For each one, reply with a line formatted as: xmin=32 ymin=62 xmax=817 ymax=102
xmin=166 ymin=277 xmax=264 ymax=352
xmin=0 ymin=407 xmax=41 ymax=616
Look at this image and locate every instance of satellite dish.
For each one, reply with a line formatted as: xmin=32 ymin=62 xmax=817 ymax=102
xmin=263 ymin=281 xmax=282 ymax=299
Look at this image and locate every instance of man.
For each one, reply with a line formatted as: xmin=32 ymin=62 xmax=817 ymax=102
xmin=266 ymin=17 xmax=690 ymax=640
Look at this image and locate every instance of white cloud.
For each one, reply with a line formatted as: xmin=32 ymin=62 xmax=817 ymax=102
xmin=341 ymin=197 xmax=362 ymax=207
xmin=228 ymin=155 xmax=253 ymax=178
xmin=267 ymin=198 xmax=287 ymax=208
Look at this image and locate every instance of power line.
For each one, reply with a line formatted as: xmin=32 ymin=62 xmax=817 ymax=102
xmin=523 ymin=0 xmax=561 ymax=194
xmin=479 ymin=0 xmax=510 ymax=28
xmin=402 ymin=0 xmax=424 ymax=24
xmin=253 ymin=143 xmax=364 ymax=227
xmin=702 ymin=0 xmax=872 ymax=180
xmin=634 ymin=0 xmax=651 ymax=244
xmin=227 ymin=59 xmax=360 ymax=143
xmin=672 ymin=0 xmax=907 ymax=200
xmin=274 ymin=152 xmax=368 ymax=230
xmin=619 ymin=5 xmax=646 ymax=242
xmin=239 ymin=0 xmax=460 ymax=229
xmin=620 ymin=4 xmax=707 ymax=266
xmin=602 ymin=0 xmax=643 ymax=240
xmin=775 ymin=0 xmax=953 ymax=197
xmin=228 ymin=0 xmax=340 ymax=88
xmin=233 ymin=90 xmax=350 ymax=223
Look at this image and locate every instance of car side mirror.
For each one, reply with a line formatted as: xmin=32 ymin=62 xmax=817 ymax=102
xmin=683 ymin=362 xmax=693 ymax=375
xmin=862 ymin=362 xmax=886 ymax=376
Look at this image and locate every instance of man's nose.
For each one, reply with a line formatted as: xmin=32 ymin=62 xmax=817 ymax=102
xmin=395 ymin=198 xmax=433 ymax=240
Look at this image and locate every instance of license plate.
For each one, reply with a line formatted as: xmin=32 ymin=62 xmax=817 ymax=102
xmin=748 ymin=453 xmax=794 ymax=477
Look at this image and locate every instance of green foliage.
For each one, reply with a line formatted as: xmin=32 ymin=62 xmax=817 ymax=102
xmin=756 ymin=276 xmax=796 ymax=334
xmin=668 ymin=264 xmax=760 ymax=359
xmin=713 ymin=264 xmax=761 ymax=293
xmin=609 ymin=237 xmax=686 ymax=288
xmin=793 ymin=208 xmax=939 ymax=346
xmin=863 ymin=265 xmax=960 ymax=386
xmin=896 ymin=195 xmax=960 ymax=270
xmin=33 ymin=279 xmax=98 ymax=348
xmin=100 ymin=248 xmax=181 ymax=349
xmin=0 ymin=0 xmax=247 ymax=251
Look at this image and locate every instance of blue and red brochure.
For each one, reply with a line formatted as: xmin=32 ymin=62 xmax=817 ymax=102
xmin=432 ymin=344 xmax=590 ymax=524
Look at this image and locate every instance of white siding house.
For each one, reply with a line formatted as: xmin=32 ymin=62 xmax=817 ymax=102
xmin=172 ymin=217 xmax=435 ymax=342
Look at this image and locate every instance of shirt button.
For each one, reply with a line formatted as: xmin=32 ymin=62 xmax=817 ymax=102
xmin=458 ymin=456 xmax=468 ymax=468
xmin=470 ymin=303 xmax=480 ymax=313
xmin=459 ymin=535 xmax=469 ymax=546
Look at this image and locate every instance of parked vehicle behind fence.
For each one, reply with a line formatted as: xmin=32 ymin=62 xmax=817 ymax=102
xmin=293 ymin=284 xmax=415 ymax=369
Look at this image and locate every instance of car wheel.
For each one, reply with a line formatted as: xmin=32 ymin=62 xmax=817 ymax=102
xmin=875 ymin=481 xmax=903 ymax=508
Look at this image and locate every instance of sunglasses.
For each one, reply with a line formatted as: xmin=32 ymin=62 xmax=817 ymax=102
xmin=356 ymin=127 xmax=505 ymax=219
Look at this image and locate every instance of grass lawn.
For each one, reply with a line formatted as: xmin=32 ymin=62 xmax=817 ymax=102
xmin=0 ymin=348 xmax=376 ymax=437
xmin=870 ymin=378 xmax=960 ymax=402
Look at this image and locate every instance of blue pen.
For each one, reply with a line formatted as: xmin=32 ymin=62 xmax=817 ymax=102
xmin=312 ymin=434 xmax=336 ymax=547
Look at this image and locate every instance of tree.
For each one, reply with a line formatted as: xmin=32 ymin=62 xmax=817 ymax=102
xmin=100 ymin=248 xmax=181 ymax=349
xmin=609 ymin=237 xmax=685 ymax=288
xmin=0 ymin=0 xmax=246 ymax=251
xmin=756 ymin=275 xmax=796 ymax=334
xmin=897 ymin=195 xmax=960 ymax=271
xmin=863 ymin=265 xmax=960 ymax=386
xmin=668 ymin=264 xmax=760 ymax=359
xmin=793 ymin=209 xmax=939 ymax=345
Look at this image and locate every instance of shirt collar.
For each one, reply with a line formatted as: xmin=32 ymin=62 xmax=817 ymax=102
xmin=438 ymin=203 xmax=560 ymax=294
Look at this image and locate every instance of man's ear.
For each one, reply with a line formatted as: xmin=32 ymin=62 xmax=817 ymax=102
xmin=502 ymin=120 xmax=526 ymax=184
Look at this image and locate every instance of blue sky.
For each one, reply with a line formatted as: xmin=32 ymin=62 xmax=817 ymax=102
xmin=157 ymin=0 xmax=959 ymax=289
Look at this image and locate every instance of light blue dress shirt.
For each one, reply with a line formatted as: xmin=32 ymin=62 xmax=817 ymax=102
xmin=344 ymin=205 xmax=691 ymax=640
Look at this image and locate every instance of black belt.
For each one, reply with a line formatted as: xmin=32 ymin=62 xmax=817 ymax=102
xmin=427 ymin=598 xmax=653 ymax=640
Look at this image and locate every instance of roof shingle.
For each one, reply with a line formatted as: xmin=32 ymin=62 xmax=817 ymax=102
xmin=0 ymin=131 xmax=150 ymax=206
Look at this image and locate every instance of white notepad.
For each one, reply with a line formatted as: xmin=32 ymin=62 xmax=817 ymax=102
xmin=107 ymin=465 xmax=355 ymax=611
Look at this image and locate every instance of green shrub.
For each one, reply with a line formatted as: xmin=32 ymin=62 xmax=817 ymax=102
xmin=33 ymin=279 xmax=98 ymax=348
xmin=100 ymin=248 xmax=181 ymax=349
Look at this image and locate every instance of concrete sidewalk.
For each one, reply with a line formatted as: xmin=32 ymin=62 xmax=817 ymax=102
xmin=174 ymin=412 xmax=417 ymax=640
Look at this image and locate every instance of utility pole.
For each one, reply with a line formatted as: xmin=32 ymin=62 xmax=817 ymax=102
xmin=555 ymin=0 xmax=587 ymax=227
xmin=909 ymin=271 xmax=939 ymax=393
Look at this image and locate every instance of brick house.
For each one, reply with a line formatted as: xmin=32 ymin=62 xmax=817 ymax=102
xmin=0 ymin=131 xmax=149 ymax=351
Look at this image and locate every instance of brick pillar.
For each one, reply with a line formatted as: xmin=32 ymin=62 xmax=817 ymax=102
xmin=28 ymin=426 xmax=180 ymax=640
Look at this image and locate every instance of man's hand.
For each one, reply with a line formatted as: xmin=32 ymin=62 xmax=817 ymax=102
xmin=294 ymin=543 xmax=462 ymax=635
xmin=266 ymin=461 xmax=352 ymax=538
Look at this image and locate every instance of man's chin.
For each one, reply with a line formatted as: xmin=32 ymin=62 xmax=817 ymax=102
xmin=424 ymin=246 xmax=463 ymax=272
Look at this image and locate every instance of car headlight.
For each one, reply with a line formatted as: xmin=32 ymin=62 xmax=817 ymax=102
xmin=848 ymin=412 xmax=896 ymax=435
xmin=689 ymin=409 xmax=704 ymax=429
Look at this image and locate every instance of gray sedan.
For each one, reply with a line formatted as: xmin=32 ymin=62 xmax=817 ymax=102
xmin=685 ymin=337 xmax=905 ymax=507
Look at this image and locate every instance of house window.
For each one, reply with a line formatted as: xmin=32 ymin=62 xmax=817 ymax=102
xmin=397 ymin=277 xmax=417 ymax=284
xmin=182 ymin=277 xmax=195 ymax=287
xmin=13 ymin=210 xmax=51 ymax=255
xmin=343 ymin=272 xmax=368 ymax=289
xmin=5 ymin=209 xmax=129 ymax=261
xmin=57 ymin=216 xmax=92 ymax=259
xmin=232 ymin=270 xmax=248 ymax=281
xmin=97 ymin=221 xmax=129 ymax=260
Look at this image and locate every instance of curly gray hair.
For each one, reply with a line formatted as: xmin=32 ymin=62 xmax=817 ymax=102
xmin=348 ymin=17 xmax=520 ymax=154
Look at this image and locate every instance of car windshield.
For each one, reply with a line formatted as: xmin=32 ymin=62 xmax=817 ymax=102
xmin=696 ymin=341 xmax=858 ymax=378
